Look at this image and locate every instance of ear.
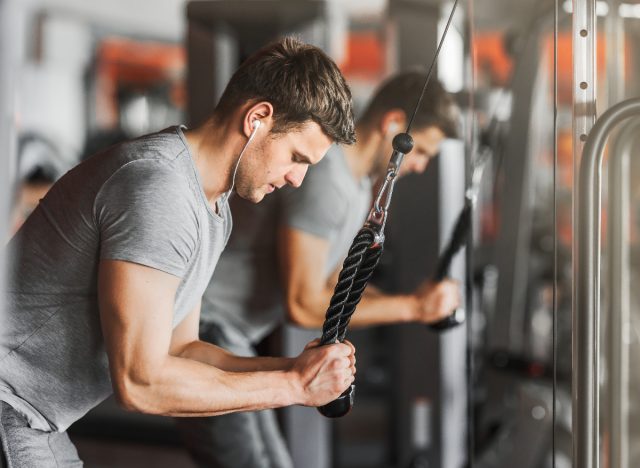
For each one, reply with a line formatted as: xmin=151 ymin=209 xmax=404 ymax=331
xmin=242 ymin=101 xmax=274 ymax=138
xmin=379 ymin=109 xmax=407 ymax=136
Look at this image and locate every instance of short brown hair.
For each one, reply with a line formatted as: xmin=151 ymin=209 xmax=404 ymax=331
xmin=215 ymin=36 xmax=356 ymax=145
xmin=359 ymin=71 xmax=458 ymax=139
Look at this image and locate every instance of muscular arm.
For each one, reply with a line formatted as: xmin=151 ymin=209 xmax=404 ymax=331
xmin=170 ymin=303 xmax=294 ymax=373
xmin=98 ymin=259 xmax=354 ymax=417
xmin=279 ymin=226 xmax=420 ymax=329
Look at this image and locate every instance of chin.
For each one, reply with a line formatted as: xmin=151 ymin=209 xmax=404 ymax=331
xmin=237 ymin=189 xmax=265 ymax=204
xmin=252 ymin=193 xmax=267 ymax=203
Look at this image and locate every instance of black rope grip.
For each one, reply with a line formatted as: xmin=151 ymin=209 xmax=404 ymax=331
xmin=317 ymin=227 xmax=383 ymax=418
xmin=428 ymin=202 xmax=471 ymax=331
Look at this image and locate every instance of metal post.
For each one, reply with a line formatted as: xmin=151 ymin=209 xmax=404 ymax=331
xmin=574 ymin=98 xmax=640 ymax=468
xmin=604 ymin=0 xmax=625 ymax=107
xmin=572 ymin=0 xmax=597 ymax=157
xmin=490 ymin=22 xmax=542 ymax=354
xmin=0 ymin=0 xmax=20 ymax=320
xmin=606 ymin=119 xmax=639 ymax=468
xmin=572 ymin=0 xmax=597 ymax=466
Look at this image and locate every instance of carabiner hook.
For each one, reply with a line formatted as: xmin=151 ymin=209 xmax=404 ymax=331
xmin=366 ymin=133 xmax=415 ymax=234
xmin=373 ymin=169 xmax=396 ymax=214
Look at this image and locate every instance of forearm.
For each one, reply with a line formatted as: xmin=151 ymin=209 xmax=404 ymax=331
xmin=348 ymin=290 xmax=418 ymax=327
xmin=177 ymin=340 xmax=294 ymax=373
xmin=118 ymin=354 xmax=299 ymax=417
xmin=289 ymin=288 xmax=418 ymax=329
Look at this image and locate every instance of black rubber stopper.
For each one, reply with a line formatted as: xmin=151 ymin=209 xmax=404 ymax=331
xmin=428 ymin=308 xmax=466 ymax=331
xmin=317 ymin=384 xmax=355 ymax=418
xmin=392 ymin=133 xmax=414 ymax=154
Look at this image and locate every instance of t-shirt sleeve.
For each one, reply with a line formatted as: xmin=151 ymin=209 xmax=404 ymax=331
xmin=280 ymin=164 xmax=347 ymax=240
xmin=94 ymin=160 xmax=199 ymax=278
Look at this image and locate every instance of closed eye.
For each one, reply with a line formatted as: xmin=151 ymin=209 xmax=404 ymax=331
xmin=292 ymin=152 xmax=313 ymax=164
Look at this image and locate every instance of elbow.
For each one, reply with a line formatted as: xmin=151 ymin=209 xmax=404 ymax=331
xmin=112 ymin=372 xmax=163 ymax=415
xmin=287 ymin=296 xmax=324 ymax=329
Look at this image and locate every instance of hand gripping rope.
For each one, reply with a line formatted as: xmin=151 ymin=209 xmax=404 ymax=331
xmin=317 ymin=0 xmax=461 ymax=418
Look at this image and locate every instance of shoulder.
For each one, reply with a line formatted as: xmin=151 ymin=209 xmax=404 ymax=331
xmin=104 ymin=158 xmax=189 ymax=195
xmin=116 ymin=126 xmax=187 ymax=163
xmin=94 ymin=157 xmax=199 ymax=229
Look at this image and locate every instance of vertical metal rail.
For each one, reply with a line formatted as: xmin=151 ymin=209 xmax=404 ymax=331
xmin=0 ymin=0 xmax=20 ymax=320
xmin=572 ymin=0 xmax=597 ymax=157
xmin=607 ymin=119 xmax=639 ymax=468
xmin=574 ymin=98 xmax=640 ymax=468
xmin=604 ymin=0 xmax=625 ymax=107
xmin=572 ymin=0 xmax=597 ymax=466
xmin=552 ymin=0 xmax=558 ymax=465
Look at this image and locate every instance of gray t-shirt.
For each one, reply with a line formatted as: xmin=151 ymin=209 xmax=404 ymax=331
xmin=1 ymin=126 xmax=231 ymax=432
xmin=200 ymin=145 xmax=371 ymax=343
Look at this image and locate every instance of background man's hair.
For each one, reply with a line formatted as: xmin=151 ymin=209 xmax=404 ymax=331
xmin=359 ymin=71 xmax=459 ymax=139
xmin=215 ymin=36 xmax=356 ymax=145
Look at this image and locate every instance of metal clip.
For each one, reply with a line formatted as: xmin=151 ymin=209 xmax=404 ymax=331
xmin=366 ymin=166 xmax=399 ymax=239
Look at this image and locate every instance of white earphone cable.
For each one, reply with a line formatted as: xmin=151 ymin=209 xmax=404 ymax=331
xmin=220 ymin=121 xmax=260 ymax=205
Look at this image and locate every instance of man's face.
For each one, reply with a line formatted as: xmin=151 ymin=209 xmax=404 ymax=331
xmin=376 ymin=125 xmax=446 ymax=179
xmin=235 ymin=120 xmax=332 ymax=203
xmin=397 ymin=126 xmax=446 ymax=177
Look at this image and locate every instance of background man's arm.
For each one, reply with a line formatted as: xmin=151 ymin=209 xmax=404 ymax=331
xmin=279 ymin=226 xmax=460 ymax=329
xmin=98 ymin=259 xmax=355 ymax=417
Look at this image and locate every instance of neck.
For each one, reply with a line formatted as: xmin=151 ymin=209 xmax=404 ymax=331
xmin=183 ymin=116 xmax=245 ymax=203
xmin=342 ymin=124 xmax=383 ymax=181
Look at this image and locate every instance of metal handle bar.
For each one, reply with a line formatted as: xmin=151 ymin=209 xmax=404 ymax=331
xmin=574 ymin=97 xmax=640 ymax=468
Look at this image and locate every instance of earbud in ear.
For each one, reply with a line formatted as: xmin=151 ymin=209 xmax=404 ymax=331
xmin=252 ymin=120 xmax=262 ymax=130
xmin=387 ymin=121 xmax=400 ymax=135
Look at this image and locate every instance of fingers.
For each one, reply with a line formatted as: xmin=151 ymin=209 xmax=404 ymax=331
xmin=326 ymin=341 xmax=354 ymax=359
xmin=417 ymin=278 xmax=463 ymax=323
xmin=343 ymin=371 xmax=356 ymax=389
xmin=304 ymin=338 xmax=321 ymax=350
xmin=336 ymin=367 xmax=355 ymax=392
xmin=343 ymin=340 xmax=356 ymax=374
xmin=327 ymin=346 xmax=356 ymax=382
xmin=342 ymin=339 xmax=356 ymax=354
xmin=296 ymin=341 xmax=357 ymax=406
xmin=437 ymin=281 xmax=461 ymax=309
xmin=331 ymin=356 xmax=351 ymax=371
xmin=319 ymin=354 xmax=356 ymax=396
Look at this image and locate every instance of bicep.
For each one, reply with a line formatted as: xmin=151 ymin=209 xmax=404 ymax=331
xmin=278 ymin=226 xmax=331 ymax=312
xmin=169 ymin=301 xmax=201 ymax=356
xmin=98 ymin=259 xmax=180 ymax=384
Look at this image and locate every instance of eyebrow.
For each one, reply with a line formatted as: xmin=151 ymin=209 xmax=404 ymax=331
xmin=294 ymin=152 xmax=314 ymax=164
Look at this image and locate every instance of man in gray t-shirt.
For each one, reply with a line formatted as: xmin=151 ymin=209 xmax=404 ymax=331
xmin=0 ymin=38 xmax=358 ymax=467
xmin=179 ymin=74 xmax=462 ymax=468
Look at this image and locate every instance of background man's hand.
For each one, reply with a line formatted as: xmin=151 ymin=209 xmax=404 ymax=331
xmin=412 ymin=279 xmax=461 ymax=324
xmin=291 ymin=340 xmax=356 ymax=407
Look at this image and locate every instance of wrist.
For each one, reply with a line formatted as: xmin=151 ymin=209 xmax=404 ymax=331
xmin=280 ymin=357 xmax=296 ymax=373
xmin=284 ymin=367 xmax=305 ymax=406
xmin=400 ymin=294 xmax=420 ymax=322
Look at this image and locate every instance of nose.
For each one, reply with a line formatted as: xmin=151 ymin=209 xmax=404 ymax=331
xmin=285 ymin=165 xmax=308 ymax=188
xmin=416 ymin=157 xmax=430 ymax=173
xmin=405 ymin=156 xmax=430 ymax=175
